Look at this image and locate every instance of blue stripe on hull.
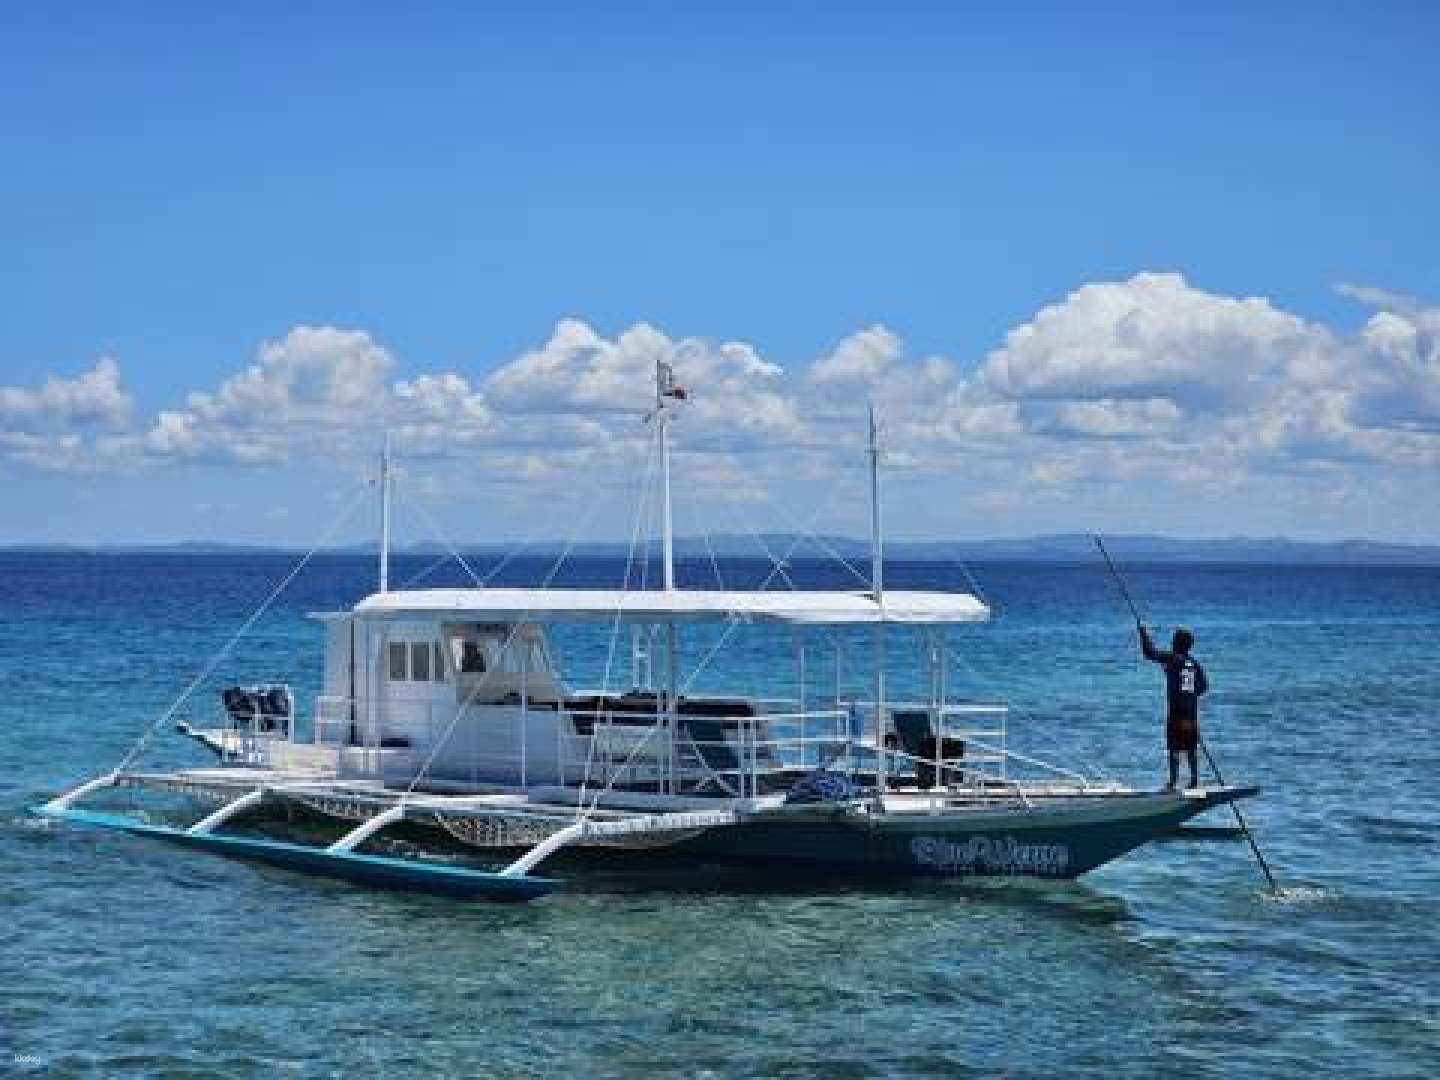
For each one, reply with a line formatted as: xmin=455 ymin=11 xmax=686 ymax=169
xmin=37 ymin=808 xmax=557 ymax=902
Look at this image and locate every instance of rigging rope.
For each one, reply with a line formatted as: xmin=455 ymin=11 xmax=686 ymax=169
xmin=577 ymin=427 xmax=661 ymax=818
xmin=399 ymin=484 xmax=611 ymax=800
xmin=408 ymin=497 xmax=485 ymax=588
xmin=472 ymin=495 xmax=568 ymax=587
xmin=718 ymin=494 xmax=797 ymax=590
xmin=749 ymin=465 xmax=872 ymax=589
xmin=942 ymin=640 xmax=1111 ymax=786
xmin=398 ymin=497 xmax=527 ymax=589
xmin=677 ymin=463 xmax=862 ymax=696
xmin=678 ymin=479 xmax=726 ymax=591
xmin=950 ymin=557 xmax=990 ymax=611
xmin=114 ymin=482 xmax=371 ymax=774
xmin=597 ymin=433 xmax=659 ymax=698
xmin=398 ymin=550 xmax=455 ymax=590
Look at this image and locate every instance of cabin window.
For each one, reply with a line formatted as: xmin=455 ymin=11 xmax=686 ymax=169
xmin=431 ymin=641 xmax=446 ymax=682
xmin=459 ymin=640 xmax=487 ymax=674
xmin=388 ymin=641 xmax=408 ymax=681
xmin=410 ymin=641 xmax=430 ymax=681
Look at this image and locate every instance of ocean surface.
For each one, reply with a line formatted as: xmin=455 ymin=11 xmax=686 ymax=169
xmin=2 ymin=552 xmax=1438 ymax=1078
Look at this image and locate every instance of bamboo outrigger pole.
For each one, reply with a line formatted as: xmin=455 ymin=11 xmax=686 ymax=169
xmin=1093 ymin=535 xmax=1280 ymax=893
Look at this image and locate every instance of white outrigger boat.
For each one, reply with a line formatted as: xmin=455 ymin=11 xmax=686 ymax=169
xmin=38 ymin=363 xmax=1257 ymax=902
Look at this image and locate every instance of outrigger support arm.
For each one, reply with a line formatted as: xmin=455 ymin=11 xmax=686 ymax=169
xmin=188 ymin=788 xmax=265 ymax=835
xmin=328 ymin=804 xmax=407 ymax=853
xmin=500 ymin=821 xmax=587 ymax=877
xmin=41 ymin=772 xmax=119 ymax=815
xmin=501 ymin=808 xmax=743 ymax=877
xmin=41 ymin=771 xmax=118 ymax=817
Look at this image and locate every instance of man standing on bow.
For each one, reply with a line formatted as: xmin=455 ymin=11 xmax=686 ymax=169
xmin=1140 ymin=626 xmax=1208 ymax=790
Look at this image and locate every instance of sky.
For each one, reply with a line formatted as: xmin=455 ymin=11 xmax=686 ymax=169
xmin=2 ymin=1 xmax=1437 ymax=547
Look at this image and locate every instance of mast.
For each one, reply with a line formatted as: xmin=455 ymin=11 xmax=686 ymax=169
xmin=869 ymin=404 xmax=884 ymax=603
xmin=379 ymin=431 xmax=392 ymax=594
xmin=869 ymin=403 xmax=887 ymax=792
xmin=655 ymin=358 xmax=680 ymax=792
xmin=657 ymin=358 xmax=675 ymax=591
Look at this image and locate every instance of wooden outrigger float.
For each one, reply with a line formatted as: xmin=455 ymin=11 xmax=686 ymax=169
xmin=37 ymin=364 xmax=1259 ymax=902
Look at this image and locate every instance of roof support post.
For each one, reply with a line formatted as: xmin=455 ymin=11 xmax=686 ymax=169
xmin=794 ymin=628 xmax=807 ymax=767
xmin=665 ymin=620 xmax=678 ymax=796
xmin=833 ymin=634 xmax=854 ymax=776
xmin=874 ymin=624 xmax=888 ymax=792
xmin=519 ymin=632 xmax=529 ymax=788
xmin=630 ymin=625 xmax=642 ymax=690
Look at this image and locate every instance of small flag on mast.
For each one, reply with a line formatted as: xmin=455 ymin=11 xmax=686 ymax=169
xmin=659 ymin=361 xmax=688 ymax=401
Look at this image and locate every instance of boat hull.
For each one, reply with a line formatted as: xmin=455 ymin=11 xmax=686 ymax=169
xmin=34 ymin=784 xmax=1257 ymax=900
xmin=668 ymin=789 xmax=1255 ymax=880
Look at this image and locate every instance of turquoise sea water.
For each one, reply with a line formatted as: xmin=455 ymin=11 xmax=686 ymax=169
xmin=3 ymin=553 xmax=1438 ymax=1078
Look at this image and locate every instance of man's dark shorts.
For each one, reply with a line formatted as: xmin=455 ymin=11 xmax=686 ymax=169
xmin=1167 ymin=718 xmax=1198 ymax=754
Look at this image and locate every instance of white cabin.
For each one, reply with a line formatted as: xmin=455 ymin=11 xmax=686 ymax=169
xmin=293 ymin=586 xmax=992 ymax=798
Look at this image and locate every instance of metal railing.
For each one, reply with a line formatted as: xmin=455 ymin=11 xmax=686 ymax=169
xmin=560 ymin=700 xmax=1016 ymax=801
xmin=561 ymin=707 xmax=853 ymax=799
xmin=205 ymin=696 xmax=296 ymax=766
xmin=302 ymin=693 xmax=1050 ymax=802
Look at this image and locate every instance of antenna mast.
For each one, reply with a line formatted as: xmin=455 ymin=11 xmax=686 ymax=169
xmin=379 ymin=432 xmax=392 ymax=594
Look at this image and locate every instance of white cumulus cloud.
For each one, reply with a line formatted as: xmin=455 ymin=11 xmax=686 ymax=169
xmin=979 ymin=272 xmax=1331 ymax=411
xmin=0 ymin=357 xmax=134 ymax=472
xmin=4 ymin=275 xmax=1437 ymax=537
xmin=809 ymin=325 xmax=902 ymax=387
xmin=1044 ymin=397 xmax=1185 ymax=439
xmin=0 ymin=356 xmax=132 ymax=430
xmin=482 ymin=319 xmax=805 ymax=450
xmin=1344 ymin=293 xmax=1440 ymax=433
xmin=133 ymin=326 xmax=397 ymax=464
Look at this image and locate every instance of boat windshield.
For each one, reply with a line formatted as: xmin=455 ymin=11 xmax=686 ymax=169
xmin=443 ymin=622 xmax=559 ymax=703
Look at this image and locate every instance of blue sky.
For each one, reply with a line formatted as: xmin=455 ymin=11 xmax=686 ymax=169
xmin=2 ymin=2 xmax=1437 ymax=545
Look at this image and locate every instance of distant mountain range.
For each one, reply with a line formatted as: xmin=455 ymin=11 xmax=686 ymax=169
xmin=5 ymin=533 xmax=1439 ymax=564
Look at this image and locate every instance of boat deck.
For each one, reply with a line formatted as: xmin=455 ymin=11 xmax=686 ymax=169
xmin=114 ymin=764 xmax=1223 ymax=822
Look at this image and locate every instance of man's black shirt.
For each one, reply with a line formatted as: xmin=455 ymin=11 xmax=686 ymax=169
xmin=1140 ymin=628 xmax=1208 ymax=723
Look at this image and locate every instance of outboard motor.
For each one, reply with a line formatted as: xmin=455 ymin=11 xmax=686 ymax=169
xmin=221 ymin=684 xmax=293 ymax=735
xmin=264 ymin=686 xmax=292 ymax=724
xmin=221 ymin=687 xmax=256 ymax=730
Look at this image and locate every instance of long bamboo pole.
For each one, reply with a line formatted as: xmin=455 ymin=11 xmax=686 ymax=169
xmin=1093 ymin=535 xmax=1280 ymax=893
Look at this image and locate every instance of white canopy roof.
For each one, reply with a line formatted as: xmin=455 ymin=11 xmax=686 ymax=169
xmin=350 ymin=588 xmax=989 ymax=625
